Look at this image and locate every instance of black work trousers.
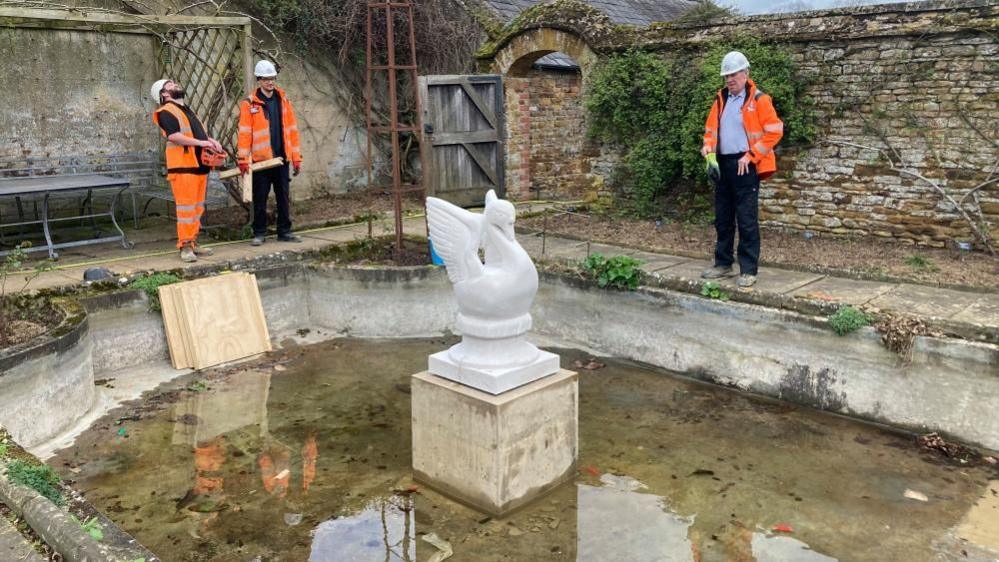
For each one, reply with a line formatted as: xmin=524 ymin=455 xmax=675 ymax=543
xmin=252 ymin=164 xmax=292 ymax=237
xmin=713 ymin=154 xmax=760 ymax=275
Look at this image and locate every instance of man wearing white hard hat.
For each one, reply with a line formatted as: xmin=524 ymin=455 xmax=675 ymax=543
xmin=237 ymin=60 xmax=304 ymax=246
xmin=700 ymin=51 xmax=783 ymax=288
xmin=150 ymin=79 xmax=226 ymax=262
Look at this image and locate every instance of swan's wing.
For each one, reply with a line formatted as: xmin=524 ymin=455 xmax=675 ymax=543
xmin=426 ymin=197 xmax=484 ymax=284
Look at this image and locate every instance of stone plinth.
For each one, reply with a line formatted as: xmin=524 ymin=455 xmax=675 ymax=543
xmin=428 ymin=346 xmax=560 ymax=395
xmin=411 ymin=369 xmax=578 ymax=516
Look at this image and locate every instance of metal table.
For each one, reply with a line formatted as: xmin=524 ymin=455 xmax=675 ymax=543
xmin=0 ymin=174 xmax=133 ymax=259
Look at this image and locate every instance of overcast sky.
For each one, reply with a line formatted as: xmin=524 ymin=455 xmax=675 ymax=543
xmin=720 ymin=0 xmax=916 ymax=15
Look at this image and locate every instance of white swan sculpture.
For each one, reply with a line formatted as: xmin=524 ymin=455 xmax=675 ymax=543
xmin=426 ymin=190 xmax=560 ymax=394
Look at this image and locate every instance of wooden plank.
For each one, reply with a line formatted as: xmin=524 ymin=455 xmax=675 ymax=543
xmin=0 ymin=8 xmax=250 ymax=27
xmin=430 ymin=130 xmax=497 ymax=146
xmin=174 ymin=273 xmax=271 ymax=370
xmin=241 ymin=171 xmax=253 ymax=203
xmin=461 ymin=142 xmax=499 ymax=187
xmin=218 ymin=157 xmax=284 ymax=179
xmin=460 ymin=82 xmax=498 ymax=130
xmin=418 ymin=76 xmax=436 ymax=197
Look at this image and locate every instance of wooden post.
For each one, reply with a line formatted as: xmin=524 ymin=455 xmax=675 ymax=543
xmin=242 ymin=22 xmax=255 ymax=203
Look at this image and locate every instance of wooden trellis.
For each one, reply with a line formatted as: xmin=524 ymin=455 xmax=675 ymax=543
xmin=158 ymin=23 xmax=254 ymax=156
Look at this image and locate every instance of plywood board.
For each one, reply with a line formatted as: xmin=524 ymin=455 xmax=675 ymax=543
xmin=158 ymin=283 xmax=192 ymax=370
xmin=175 ymin=273 xmax=272 ymax=369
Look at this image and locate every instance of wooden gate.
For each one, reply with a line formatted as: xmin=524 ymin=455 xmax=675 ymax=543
xmin=418 ymin=75 xmax=504 ymax=207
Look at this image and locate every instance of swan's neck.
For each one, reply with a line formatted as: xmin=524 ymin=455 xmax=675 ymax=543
xmin=485 ymin=224 xmax=527 ymax=269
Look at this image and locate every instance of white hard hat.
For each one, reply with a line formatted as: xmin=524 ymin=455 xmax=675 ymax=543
xmin=720 ymin=51 xmax=750 ymax=76
xmin=254 ymin=60 xmax=278 ymax=78
xmin=150 ymin=78 xmax=170 ymax=104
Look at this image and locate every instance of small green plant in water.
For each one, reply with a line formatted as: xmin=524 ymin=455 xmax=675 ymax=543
xmin=700 ymin=281 xmax=729 ymax=301
xmin=70 ymin=515 xmax=104 ymax=541
xmin=904 ymin=255 xmax=939 ymax=272
xmin=583 ymin=253 xmax=644 ymax=290
xmin=129 ymin=273 xmax=182 ymax=312
xmin=187 ymin=381 xmax=208 ymax=392
xmin=828 ymin=306 xmax=871 ymax=336
xmin=6 ymin=460 xmax=64 ymax=506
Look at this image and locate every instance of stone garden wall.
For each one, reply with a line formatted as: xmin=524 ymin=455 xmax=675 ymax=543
xmin=481 ymin=0 xmax=998 ymax=246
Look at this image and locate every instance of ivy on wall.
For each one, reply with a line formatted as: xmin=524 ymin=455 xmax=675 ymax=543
xmin=585 ymin=38 xmax=815 ymax=216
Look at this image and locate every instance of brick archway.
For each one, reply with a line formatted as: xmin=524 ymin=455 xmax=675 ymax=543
xmin=490 ymin=28 xmax=603 ymax=201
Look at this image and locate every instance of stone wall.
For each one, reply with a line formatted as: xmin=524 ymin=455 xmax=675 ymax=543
xmin=0 ymin=27 xmax=160 ymax=161
xmin=761 ymin=31 xmax=998 ymax=245
xmin=505 ymin=68 xmax=599 ymax=200
xmin=482 ymin=0 xmax=998 ymax=247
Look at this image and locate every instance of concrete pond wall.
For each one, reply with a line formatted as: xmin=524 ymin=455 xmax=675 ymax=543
xmin=0 ymin=301 xmax=94 ymax=449
xmin=2 ymin=263 xmax=997 ymax=455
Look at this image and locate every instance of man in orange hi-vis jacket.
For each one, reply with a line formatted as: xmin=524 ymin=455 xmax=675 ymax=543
xmin=151 ymin=79 xmax=225 ymax=263
xmin=700 ymin=51 xmax=783 ymax=288
xmin=238 ymin=60 xmax=304 ymax=247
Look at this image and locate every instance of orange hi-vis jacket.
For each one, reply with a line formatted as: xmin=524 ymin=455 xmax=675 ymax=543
xmin=237 ymin=87 xmax=302 ymax=167
xmin=153 ymin=103 xmax=200 ymax=171
xmin=702 ymin=79 xmax=784 ymax=180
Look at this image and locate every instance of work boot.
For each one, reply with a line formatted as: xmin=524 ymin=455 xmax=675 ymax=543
xmin=180 ymin=245 xmax=197 ymax=263
xmin=737 ymin=274 xmax=757 ymax=288
xmin=192 ymin=244 xmax=214 ymax=257
xmin=701 ymin=265 xmax=735 ymax=279
xmin=277 ymin=233 xmax=302 ymax=243
xmin=251 ymin=236 xmax=265 ymax=247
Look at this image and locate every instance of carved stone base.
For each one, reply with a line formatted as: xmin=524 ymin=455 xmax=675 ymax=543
xmin=411 ymin=370 xmax=579 ymax=516
xmin=429 ymin=345 xmax=560 ymax=395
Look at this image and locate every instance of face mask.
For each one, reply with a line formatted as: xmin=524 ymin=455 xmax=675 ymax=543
xmin=171 ymin=88 xmax=186 ymax=100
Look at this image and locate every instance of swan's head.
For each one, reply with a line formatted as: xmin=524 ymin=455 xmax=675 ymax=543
xmin=485 ymin=198 xmax=516 ymax=241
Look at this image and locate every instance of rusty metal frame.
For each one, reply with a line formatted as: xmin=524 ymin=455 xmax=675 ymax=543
xmin=366 ymin=1 xmax=425 ymax=252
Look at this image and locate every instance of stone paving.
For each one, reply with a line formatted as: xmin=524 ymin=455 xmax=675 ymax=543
xmin=0 ymin=513 xmax=45 ymax=562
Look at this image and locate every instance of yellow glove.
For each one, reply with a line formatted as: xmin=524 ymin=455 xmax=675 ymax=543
xmin=705 ymin=152 xmax=721 ymax=186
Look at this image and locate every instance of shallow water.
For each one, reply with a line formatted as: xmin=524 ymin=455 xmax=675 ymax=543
xmin=51 ymin=338 xmax=998 ymax=562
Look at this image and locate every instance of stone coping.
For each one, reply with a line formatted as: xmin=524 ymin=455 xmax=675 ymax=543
xmin=0 ymin=299 xmax=84 ymax=375
xmin=0 ymin=431 xmax=158 ymax=561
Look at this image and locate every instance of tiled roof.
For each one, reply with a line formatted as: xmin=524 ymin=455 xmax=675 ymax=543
xmin=483 ymin=0 xmax=695 ymax=26
xmin=534 ymin=51 xmax=581 ymax=69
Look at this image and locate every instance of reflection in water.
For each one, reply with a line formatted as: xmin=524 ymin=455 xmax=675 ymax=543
xmin=751 ymin=533 xmax=837 ymax=561
xmin=52 ymin=341 xmax=999 ymax=562
xmin=577 ymin=474 xmax=695 ymax=561
xmin=309 ymin=496 xmax=415 ymax=562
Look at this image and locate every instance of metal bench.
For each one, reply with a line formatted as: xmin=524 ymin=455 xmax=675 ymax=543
xmin=0 ymin=153 xmax=232 ymax=258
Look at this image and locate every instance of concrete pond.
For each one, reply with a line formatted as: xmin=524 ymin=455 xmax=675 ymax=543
xmin=1 ymin=261 xmax=998 ymax=561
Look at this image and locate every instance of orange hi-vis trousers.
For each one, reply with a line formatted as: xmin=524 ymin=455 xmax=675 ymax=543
xmin=168 ymin=173 xmax=207 ymax=248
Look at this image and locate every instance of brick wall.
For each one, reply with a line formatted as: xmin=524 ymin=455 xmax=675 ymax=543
xmin=504 ymin=68 xmax=600 ymax=200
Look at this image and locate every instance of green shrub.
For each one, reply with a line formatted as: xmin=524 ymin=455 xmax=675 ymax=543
xmin=583 ymin=253 xmax=644 ymax=290
xmin=129 ymin=273 xmax=182 ymax=311
xmin=586 ymin=40 xmax=814 ymax=216
xmin=700 ymin=281 xmax=729 ymax=300
xmin=6 ymin=460 xmax=64 ymax=506
xmin=828 ymin=306 xmax=871 ymax=336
